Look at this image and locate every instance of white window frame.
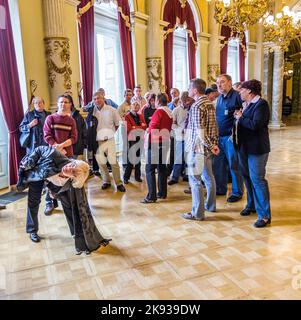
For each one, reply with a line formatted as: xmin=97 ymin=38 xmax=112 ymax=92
xmin=173 ymin=27 xmax=189 ymax=93
xmin=94 ymin=3 xmax=125 ymax=105
xmin=227 ymin=39 xmax=240 ymax=84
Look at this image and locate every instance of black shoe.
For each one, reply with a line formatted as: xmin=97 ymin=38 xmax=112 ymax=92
xmin=182 ymin=176 xmax=189 ymax=182
xmin=101 ymin=183 xmax=111 ymax=190
xmin=123 ymin=179 xmax=129 ymax=184
xmin=184 ymin=188 xmax=191 ymax=194
xmin=216 ymin=192 xmax=227 ymax=196
xmin=0 ymin=204 xmax=6 ymax=210
xmin=157 ymin=195 xmax=167 ymax=199
xmin=240 ymin=208 xmax=256 ymax=216
xmin=254 ymin=218 xmax=271 ymax=228
xmin=94 ymin=171 xmax=101 ymax=177
xmin=44 ymin=204 xmax=54 ymax=216
xmin=100 ymin=238 xmax=112 ymax=247
xmin=168 ymin=180 xmax=178 ymax=186
xmin=140 ymin=198 xmax=156 ymax=204
xmin=75 ymin=249 xmax=83 ymax=255
xmin=135 ymin=178 xmax=142 ymax=182
xmin=30 ymin=233 xmax=40 ymax=243
xmin=117 ymin=184 xmax=126 ymax=192
xmin=85 ymin=250 xmax=91 ymax=255
xmin=227 ymin=195 xmax=242 ymax=203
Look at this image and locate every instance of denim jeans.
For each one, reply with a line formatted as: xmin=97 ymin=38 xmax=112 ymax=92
xmin=172 ymin=140 xmax=186 ymax=181
xmin=202 ymin=154 xmax=216 ymax=212
xmin=238 ymin=150 xmax=271 ymax=220
xmin=145 ymin=145 xmax=168 ymax=201
xmin=187 ymin=151 xmax=205 ymax=219
xmin=213 ymin=135 xmax=244 ymax=196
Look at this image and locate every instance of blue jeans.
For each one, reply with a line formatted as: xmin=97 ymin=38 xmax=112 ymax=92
xmin=187 ymin=152 xmax=217 ymax=217
xmin=238 ymin=150 xmax=271 ymax=220
xmin=202 ymin=155 xmax=216 ymax=212
xmin=213 ymin=135 xmax=244 ymax=196
xmin=172 ymin=140 xmax=186 ymax=181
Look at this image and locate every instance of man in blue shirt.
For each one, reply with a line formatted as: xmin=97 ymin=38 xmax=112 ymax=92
xmin=213 ymin=74 xmax=244 ymax=202
xmin=167 ymin=88 xmax=180 ymax=111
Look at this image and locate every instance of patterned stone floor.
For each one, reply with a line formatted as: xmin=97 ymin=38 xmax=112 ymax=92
xmin=1 ymin=121 xmax=301 ymax=300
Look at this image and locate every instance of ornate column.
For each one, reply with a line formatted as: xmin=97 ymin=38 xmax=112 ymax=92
xmin=270 ymin=45 xmax=285 ymax=129
xmin=207 ymin=1 xmax=220 ymax=85
xmin=145 ymin=0 xmax=165 ymax=94
xmin=262 ymin=45 xmax=273 ymax=112
xmin=42 ymin=0 xmax=72 ymax=112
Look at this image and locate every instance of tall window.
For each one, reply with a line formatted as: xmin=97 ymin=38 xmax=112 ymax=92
xmin=173 ymin=28 xmax=189 ymax=93
xmin=94 ymin=2 xmax=125 ymax=105
xmin=227 ymin=39 xmax=240 ymax=83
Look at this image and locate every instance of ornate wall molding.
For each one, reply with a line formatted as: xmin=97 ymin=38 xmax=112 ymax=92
xmin=208 ymin=64 xmax=220 ymax=85
xmin=44 ymin=37 xmax=72 ymax=91
xmin=146 ymin=57 xmax=164 ymax=93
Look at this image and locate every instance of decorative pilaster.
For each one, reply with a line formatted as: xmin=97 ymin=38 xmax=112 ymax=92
xmin=292 ymin=61 xmax=301 ymax=116
xmin=208 ymin=1 xmax=220 ymax=84
xmin=131 ymin=11 xmax=149 ymax=92
xmin=42 ymin=0 xmax=72 ymax=112
xmin=270 ymin=45 xmax=285 ymax=129
xmin=198 ymin=32 xmax=211 ymax=83
xmin=144 ymin=0 xmax=165 ymax=93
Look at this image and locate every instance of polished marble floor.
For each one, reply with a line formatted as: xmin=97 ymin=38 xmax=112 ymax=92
xmin=1 ymin=122 xmax=301 ymax=300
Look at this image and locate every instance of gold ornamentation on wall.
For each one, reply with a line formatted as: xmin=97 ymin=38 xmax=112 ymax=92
xmin=146 ymin=57 xmax=164 ymax=94
xmin=208 ymin=64 xmax=220 ymax=85
xmin=179 ymin=0 xmax=187 ymax=8
xmin=44 ymin=37 xmax=72 ymax=90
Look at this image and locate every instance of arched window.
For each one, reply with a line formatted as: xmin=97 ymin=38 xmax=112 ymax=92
xmin=173 ymin=27 xmax=189 ymax=92
xmin=94 ymin=2 xmax=125 ymax=104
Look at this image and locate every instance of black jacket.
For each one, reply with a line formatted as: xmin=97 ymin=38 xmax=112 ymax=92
xmin=19 ymin=109 xmax=51 ymax=153
xmin=86 ymin=106 xmax=98 ymax=154
xmin=235 ymin=98 xmax=270 ymax=155
xmin=20 ymin=146 xmax=71 ymax=183
xmin=72 ymin=109 xmax=87 ymax=156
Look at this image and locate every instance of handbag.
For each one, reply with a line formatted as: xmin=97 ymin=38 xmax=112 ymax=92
xmin=19 ymin=131 xmax=31 ymax=148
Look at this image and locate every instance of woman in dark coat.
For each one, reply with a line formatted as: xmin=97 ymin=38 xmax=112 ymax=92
xmin=234 ymin=79 xmax=271 ymax=228
xmin=17 ymin=146 xmax=111 ymax=254
xmin=19 ymin=97 xmax=50 ymax=154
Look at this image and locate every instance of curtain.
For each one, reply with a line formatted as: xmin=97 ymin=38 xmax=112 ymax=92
xmin=78 ymin=0 xmax=94 ymax=105
xmin=117 ymin=0 xmax=135 ymax=89
xmin=220 ymin=25 xmax=231 ymax=74
xmin=0 ymin=0 xmax=25 ymax=185
xmin=163 ymin=0 xmax=197 ymax=95
xmin=239 ymin=34 xmax=246 ymax=81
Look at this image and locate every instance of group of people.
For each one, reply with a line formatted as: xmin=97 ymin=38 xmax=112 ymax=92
xmin=17 ymin=74 xmax=272 ymax=255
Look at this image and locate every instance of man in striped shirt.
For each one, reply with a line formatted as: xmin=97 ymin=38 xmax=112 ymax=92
xmin=182 ymin=78 xmax=219 ymax=221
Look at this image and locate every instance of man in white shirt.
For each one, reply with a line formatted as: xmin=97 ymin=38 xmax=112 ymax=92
xmin=92 ymin=92 xmax=126 ymax=192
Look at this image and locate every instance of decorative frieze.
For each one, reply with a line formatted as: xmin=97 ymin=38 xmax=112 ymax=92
xmin=208 ymin=64 xmax=220 ymax=85
xmin=146 ymin=57 xmax=164 ymax=94
xmin=44 ymin=37 xmax=72 ymax=91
